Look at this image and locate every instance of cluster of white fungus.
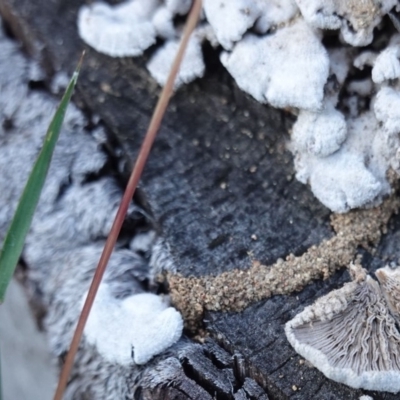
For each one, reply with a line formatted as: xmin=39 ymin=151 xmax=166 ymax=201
xmin=78 ymin=0 xmax=400 ymax=212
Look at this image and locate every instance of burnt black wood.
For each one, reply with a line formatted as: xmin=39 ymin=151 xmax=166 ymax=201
xmin=0 ymin=0 xmax=333 ymax=276
xmin=1 ymin=0 xmax=399 ymax=398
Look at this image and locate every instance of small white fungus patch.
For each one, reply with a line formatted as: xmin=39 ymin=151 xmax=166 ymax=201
xmin=83 ymin=283 xmax=183 ymax=365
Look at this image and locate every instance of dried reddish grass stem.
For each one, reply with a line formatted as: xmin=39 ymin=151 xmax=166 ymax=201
xmin=53 ymin=1 xmax=202 ymax=399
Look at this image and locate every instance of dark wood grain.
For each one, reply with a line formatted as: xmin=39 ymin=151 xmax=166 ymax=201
xmin=2 ymin=0 xmax=399 ymax=398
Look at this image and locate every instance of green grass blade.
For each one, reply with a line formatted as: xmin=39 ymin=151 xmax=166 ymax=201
xmin=0 ymin=56 xmax=83 ymax=303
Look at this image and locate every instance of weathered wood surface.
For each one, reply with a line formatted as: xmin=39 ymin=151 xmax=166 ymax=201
xmin=1 ymin=0 xmax=400 ymax=399
xmin=0 ymin=0 xmax=333 ymax=275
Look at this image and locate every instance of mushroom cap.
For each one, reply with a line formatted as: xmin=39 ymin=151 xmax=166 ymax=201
xmin=285 ymin=266 xmax=400 ymax=393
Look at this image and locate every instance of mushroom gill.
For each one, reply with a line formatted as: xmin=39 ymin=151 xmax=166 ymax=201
xmin=285 ymin=264 xmax=400 ymax=393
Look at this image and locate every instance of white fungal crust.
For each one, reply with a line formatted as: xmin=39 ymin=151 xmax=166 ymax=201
xmin=203 ymin=0 xmax=261 ymax=50
xmin=77 ymin=0 xmax=159 ymax=57
xmin=221 ymin=19 xmax=329 ymax=111
xmin=146 ymin=35 xmax=205 ymax=88
xmin=83 ymin=283 xmax=183 ymax=365
xmin=285 ymin=265 xmax=400 ymax=393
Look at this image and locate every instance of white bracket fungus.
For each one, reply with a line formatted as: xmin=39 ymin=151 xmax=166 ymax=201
xmin=221 ymin=19 xmax=329 ymax=111
xmin=203 ymin=0 xmax=261 ymax=50
xmin=147 ymin=35 xmax=205 ymax=88
xmin=83 ymin=283 xmax=183 ymax=365
xmin=286 ymin=264 xmax=400 ymax=393
xmin=152 ymin=6 xmax=177 ymax=39
xmin=78 ymin=0 xmax=159 ymax=57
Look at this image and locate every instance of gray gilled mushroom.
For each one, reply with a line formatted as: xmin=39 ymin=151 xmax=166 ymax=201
xmin=376 ymin=265 xmax=400 ymax=320
xmin=285 ymin=264 xmax=400 ymax=393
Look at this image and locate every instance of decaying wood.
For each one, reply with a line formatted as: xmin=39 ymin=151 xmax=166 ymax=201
xmin=2 ymin=0 xmax=400 ymax=399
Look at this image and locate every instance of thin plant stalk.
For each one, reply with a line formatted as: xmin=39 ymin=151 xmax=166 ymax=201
xmin=52 ymin=1 xmax=203 ymax=399
xmin=0 ymin=54 xmax=84 ymax=303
